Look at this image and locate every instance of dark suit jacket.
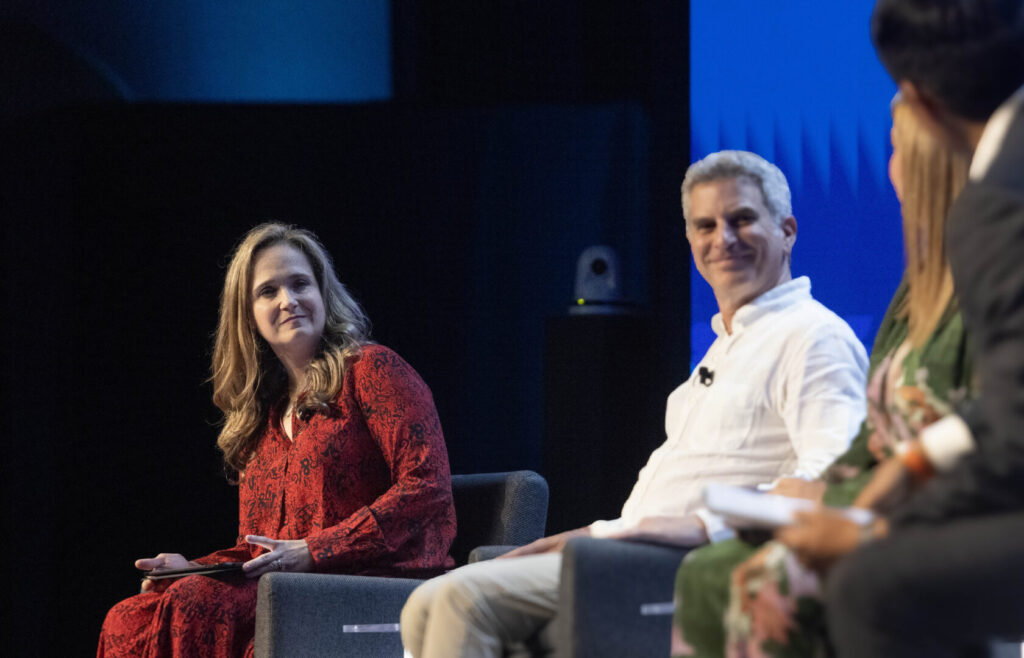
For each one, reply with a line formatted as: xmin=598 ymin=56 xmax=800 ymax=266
xmin=892 ymin=90 xmax=1024 ymax=526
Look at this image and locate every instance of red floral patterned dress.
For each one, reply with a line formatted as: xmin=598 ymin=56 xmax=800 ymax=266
xmin=98 ymin=345 xmax=456 ymax=657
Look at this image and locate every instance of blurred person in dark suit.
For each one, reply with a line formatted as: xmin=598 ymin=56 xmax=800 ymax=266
xmin=765 ymin=2 xmax=1024 ymax=656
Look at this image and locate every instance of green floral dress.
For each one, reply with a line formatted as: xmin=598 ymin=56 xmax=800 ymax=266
xmin=671 ymin=282 xmax=974 ymax=658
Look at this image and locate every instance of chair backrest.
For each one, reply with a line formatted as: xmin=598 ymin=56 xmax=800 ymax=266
xmin=449 ymin=470 xmax=549 ymax=565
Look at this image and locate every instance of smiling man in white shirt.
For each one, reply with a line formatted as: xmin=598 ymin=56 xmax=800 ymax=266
xmin=400 ymin=150 xmax=869 ymax=658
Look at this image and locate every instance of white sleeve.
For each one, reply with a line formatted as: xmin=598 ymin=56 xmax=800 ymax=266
xmin=588 ymin=518 xmax=625 ymax=539
xmin=780 ymin=325 xmax=868 ymax=479
xmin=919 ymin=414 xmax=975 ymax=471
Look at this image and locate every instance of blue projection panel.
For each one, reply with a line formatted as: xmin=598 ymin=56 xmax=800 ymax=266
xmin=689 ymin=0 xmax=902 ymax=362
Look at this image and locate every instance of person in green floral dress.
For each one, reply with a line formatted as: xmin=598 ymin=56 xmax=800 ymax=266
xmin=670 ymin=98 xmax=972 ymax=658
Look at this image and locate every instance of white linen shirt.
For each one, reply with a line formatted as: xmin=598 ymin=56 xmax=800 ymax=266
xmin=590 ymin=277 xmax=868 ymax=541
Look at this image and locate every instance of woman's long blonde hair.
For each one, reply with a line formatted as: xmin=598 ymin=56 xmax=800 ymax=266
xmin=211 ymin=223 xmax=371 ymax=473
xmin=892 ymin=100 xmax=969 ymax=347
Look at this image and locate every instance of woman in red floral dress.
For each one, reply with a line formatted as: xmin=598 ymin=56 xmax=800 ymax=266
xmin=98 ymin=223 xmax=456 ymax=657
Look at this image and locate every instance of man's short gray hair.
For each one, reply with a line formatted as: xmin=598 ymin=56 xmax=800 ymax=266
xmin=681 ymin=150 xmax=793 ymax=225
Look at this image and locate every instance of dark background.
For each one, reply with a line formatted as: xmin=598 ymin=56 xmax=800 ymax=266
xmin=1 ymin=2 xmax=690 ymax=654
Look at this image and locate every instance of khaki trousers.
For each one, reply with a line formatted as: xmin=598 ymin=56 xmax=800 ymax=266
xmin=401 ymin=553 xmax=562 ymax=658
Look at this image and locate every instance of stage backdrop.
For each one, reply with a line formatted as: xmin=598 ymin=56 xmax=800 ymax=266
xmin=0 ymin=0 xmax=391 ymax=102
xmin=689 ymin=0 xmax=903 ymax=362
xmin=2 ymin=4 xmax=689 ymax=653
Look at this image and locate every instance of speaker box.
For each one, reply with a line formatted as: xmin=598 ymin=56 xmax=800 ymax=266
xmin=542 ymin=313 xmax=665 ymax=533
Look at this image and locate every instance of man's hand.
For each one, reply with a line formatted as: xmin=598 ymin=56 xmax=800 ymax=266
xmin=769 ymin=478 xmax=826 ymax=502
xmin=775 ymin=508 xmax=862 ymax=573
xmin=602 ymin=514 xmax=709 ymax=547
xmin=498 ymin=527 xmax=592 ymax=559
xmin=853 ymin=456 xmax=913 ymax=513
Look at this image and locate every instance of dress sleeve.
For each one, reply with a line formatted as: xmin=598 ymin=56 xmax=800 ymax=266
xmin=778 ymin=322 xmax=868 ymax=480
xmin=304 ymin=347 xmax=456 ymax=571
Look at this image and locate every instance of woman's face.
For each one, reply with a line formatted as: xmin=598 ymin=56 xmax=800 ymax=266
xmin=889 ymin=122 xmax=905 ymax=202
xmin=250 ymin=242 xmax=326 ymax=367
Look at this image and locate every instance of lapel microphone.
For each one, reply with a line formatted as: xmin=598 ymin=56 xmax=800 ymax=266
xmin=698 ymin=366 xmax=715 ymax=386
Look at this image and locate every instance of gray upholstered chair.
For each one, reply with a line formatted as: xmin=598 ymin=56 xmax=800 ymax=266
xmin=254 ymin=470 xmax=549 ymax=658
xmin=547 ymin=537 xmax=689 ymax=657
xmin=500 ymin=536 xmax=689 ymax=658
xmin=538 ymin=539 xmax=1023 ymax=658
xmin=992 ymin=642 xmax=1024 ymax=658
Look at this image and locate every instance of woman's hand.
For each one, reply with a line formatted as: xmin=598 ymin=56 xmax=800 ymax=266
xmin=733 ymin=546 xmax=772 ymax=612
xmin=867 ymin=431 xmax=890 ymax=462
xmin=243 ymin=535 xmax=314 ymax=577
xmin=775 ymin=508 xmax=861 ymax=573
xmin=135 ymin=553 xmax=191 ymax=592
xmin=732 ymin=546 xmax=794 ymax=645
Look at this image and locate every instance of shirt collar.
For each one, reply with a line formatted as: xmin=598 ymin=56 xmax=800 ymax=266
xmin=970 ymin=83 xmax=1024 ymax=181
xmin=710 ymin=276 xmax=811 ymax=337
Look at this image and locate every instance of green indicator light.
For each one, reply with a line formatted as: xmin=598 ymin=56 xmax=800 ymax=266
xmin=576 ymin=298 xmax=585 ymax=305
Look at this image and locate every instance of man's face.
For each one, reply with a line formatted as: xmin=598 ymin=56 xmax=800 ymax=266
xmin=686 ymin=176 xmax=796 ymax=309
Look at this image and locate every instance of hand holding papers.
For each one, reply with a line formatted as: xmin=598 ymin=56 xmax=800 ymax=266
xmin=704 ymin=483 xmax=874 ymax=530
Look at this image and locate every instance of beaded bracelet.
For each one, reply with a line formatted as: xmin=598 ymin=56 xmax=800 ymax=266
xmin=897 ymin=442 xmax=936 ymax=484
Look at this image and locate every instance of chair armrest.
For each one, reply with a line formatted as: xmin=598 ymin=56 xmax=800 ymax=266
xmin=991 ymin=641 xmax=1023 ymax=658
xmin=254 ymin=572 xmax=423 ymax=658
xmin=468 ymin=545 xmax=520 ymax=563
xmin=551 ymin=537 xmax=691 ymax=658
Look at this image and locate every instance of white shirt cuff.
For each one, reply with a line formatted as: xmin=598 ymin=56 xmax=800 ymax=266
xmin=587 ymin=518 xmax=624 ymax=539
xmin=919 ymin=414 xmax=975 ymax=472
xmin=694 ymin=508 xmax=735 ymax=543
